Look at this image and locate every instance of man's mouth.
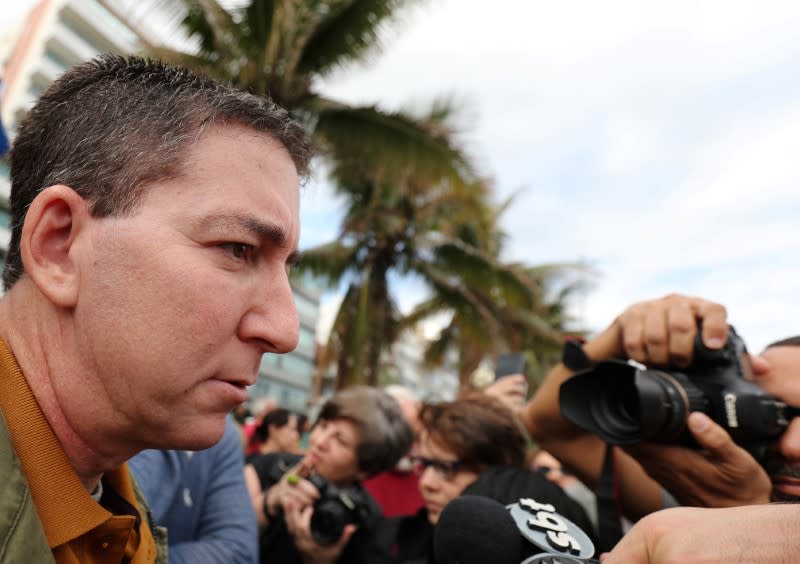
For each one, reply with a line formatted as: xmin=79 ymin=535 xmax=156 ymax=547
xmin=212 ymin=377 xmax=252 ymax=403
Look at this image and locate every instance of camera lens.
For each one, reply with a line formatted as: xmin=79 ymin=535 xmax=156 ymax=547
xmin=561 ymin=362 xmax=707 ymax=445
xmin=635 ymin=370 xmax=701 ymax=441
xmin=590 ymin=383 xmax=640 ymax=439
xmin=310 ymin=498 xmax=353 ymax=546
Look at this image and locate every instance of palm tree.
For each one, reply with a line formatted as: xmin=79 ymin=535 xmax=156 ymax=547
xmin=301 ymin=106 xmax=592 ymax=390
xmin=299 ymin=100 xmax=513 ymax=388
xmin=138 ymin=0 xmax=472 ymax=189
xmin=403 ymin=193 xmax=592 ymax=390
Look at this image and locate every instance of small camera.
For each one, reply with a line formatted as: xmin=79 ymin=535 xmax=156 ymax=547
xmin=559 ymin=326 xmax=798 ymax=463
xmin=308 ymin=474 xmax=376 ymax=545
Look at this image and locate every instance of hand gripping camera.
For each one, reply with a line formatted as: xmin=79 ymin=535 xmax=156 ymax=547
xmin=307 ymin=474 xmax=376 ymax=546
xmin=559 ymin=326 xmax=800 ymax=464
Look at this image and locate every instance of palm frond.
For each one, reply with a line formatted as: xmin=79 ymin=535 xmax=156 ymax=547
xmin=297 ymin=241 xmax=360 ymax=286
xmin=181 ymin=0 xmax=240 ymax=57
xmin=297 ymin=0 xmax=420 ymax=77
xmin=399 ymin=296 xmax=450 ymax=329
xmin=241 ymin=0 xmax=277 ymax=48
xmin=308 ymin=101 xmax=476 ymax=188
xmin=421 ymin=325 xmax=455 ymax=367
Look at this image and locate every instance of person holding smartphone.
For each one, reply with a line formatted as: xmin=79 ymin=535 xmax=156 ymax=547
xmin=479 ymin=353 xmax=529 ymax=413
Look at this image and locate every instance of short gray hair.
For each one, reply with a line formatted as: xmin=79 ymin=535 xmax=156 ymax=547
xmin=6 ymin=54 xmax=313 ymax=289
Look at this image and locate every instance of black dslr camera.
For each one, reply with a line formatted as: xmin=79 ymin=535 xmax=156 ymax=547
xmin=559 ymin=326 xmax=799 ymax=464
xmin=308 ymin=474 xmax=376 ymax=545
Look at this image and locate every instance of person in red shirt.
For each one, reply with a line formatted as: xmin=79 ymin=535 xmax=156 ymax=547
xmin=363 ymin=385 xmax=426 ymax=517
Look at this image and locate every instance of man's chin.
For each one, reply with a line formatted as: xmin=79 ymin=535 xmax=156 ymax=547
xmin=157 ymin=418 xmax=228 ymax=451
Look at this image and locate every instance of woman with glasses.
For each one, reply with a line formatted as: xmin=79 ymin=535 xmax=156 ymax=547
xmin=382 ymin=393 xmax=594 ymax=563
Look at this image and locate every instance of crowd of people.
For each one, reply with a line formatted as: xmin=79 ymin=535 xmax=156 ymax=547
xmin=0 ymin=53 xmax=797 ymax=564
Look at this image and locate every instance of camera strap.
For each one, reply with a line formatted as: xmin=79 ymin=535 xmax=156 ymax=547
xmin=595 ymin=445 xmax=624 ymax=553
xmin=561 ymin=339 xmax=622 ymax=551
xmin=562 ymin=339 xmax=593 ymax=372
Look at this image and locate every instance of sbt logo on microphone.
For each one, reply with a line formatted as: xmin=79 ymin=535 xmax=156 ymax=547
xmin=507 ymin=497 xmax=595 ymax=561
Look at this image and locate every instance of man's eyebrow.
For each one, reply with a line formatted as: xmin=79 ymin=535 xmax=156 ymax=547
xmin=197 ymin=213 xmax=293 ymax=249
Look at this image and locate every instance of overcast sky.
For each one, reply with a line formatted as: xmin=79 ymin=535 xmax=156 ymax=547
xmin=304 ymin=0 xmax=800 ymax=351
xmin=3 ymin=0 xmax=799 ymax=351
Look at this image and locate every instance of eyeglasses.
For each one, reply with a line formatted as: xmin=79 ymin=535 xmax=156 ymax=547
xmin=410 ymin=455 xmax=465 ymax=481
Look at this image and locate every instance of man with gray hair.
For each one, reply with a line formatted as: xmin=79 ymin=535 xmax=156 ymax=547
xmin=0 ymin=55 xmax=311 ymax=562
xmin=363 ymin=385 xmax=426 ymax=517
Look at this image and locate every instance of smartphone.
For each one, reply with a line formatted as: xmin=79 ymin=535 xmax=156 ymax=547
xmin=494 ymin=352 xmax=527 ymax=380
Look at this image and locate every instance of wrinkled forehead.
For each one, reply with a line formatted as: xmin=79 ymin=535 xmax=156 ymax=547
xmin=758 ymin=346 xmax=800 ymax=405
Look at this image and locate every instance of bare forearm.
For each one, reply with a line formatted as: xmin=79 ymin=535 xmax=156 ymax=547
xmin=524 ymin=323 xmax=625 ymax=480
xmin=605 ymin=504 xmax=800 ymax=564
xmin=523 ymin=325 xmax=663 ymax=518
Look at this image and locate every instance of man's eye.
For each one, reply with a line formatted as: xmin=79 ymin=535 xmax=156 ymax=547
xmin=285 ymin=254 xmax=301 ymax=274
xmin=222 ymin=243 xmax=253 ymax=261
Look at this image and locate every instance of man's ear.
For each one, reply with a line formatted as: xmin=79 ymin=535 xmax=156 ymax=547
xmin=20 ymin=184 xmax=91 ymax=308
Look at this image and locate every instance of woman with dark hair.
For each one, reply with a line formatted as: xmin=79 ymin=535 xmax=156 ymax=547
xmin=245 ymin=386 xmax=414 ymax=564
xmin=384 ymin=393 xmax=594 ymax=563
xmin=246 ymin=408 xmax=300 ymax=462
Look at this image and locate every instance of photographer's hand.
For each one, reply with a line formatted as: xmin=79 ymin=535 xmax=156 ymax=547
xmin=526 ymin=293 xmax=732 ymax=522
xmin=609 ymin=293 xmax=729 ymax=367
xmin=265 ymin=458 xmax=319 ymax=519
xmin=284 ymin=500 xmax=356 ymax=564
xmin=624 ymin=412 xmax=772 ymax=507
xmin=602 ymin=504 xmax=800 ymax=564
xmin=484 ymin=373 xmax=527 ymax=413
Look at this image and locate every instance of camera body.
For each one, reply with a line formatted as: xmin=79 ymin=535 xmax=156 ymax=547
xmin=308 ymin=474 xmax=376 ymax=546
xmin=559 ymin=326 xmax=794 ymax=463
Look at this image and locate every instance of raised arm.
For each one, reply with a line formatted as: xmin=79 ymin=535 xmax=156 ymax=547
xmin=523 ymin=294 xmax=732 ymax=520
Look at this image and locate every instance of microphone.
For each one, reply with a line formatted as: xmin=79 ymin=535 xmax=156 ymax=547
xmin=434 ymin=495 xmax=599 ymax=564
xmin=433 ymin=495 xmax=525 ymax=564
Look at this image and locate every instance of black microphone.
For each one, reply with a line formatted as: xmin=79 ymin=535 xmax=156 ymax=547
xmin=434 ymin=495 xmax=528 ymax=564
xmin=434 ymin=495 xmax=600 ymax=564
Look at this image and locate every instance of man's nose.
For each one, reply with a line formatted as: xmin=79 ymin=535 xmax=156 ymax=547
xmin=240 ymin=271 xmax=300 ymax=353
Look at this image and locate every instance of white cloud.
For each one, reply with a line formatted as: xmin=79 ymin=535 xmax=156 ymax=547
xmin=312 ymin=0 xmax=800 ymax=352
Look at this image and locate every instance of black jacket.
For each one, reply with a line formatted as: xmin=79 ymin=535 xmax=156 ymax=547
xmin=380 ymin=465 xmax=597 ymax=564
xmin=250 ymin=452 xmax=392 ymax=564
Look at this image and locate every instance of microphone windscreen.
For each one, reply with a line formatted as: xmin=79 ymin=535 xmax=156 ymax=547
xmin=434 ymin=495 xmax=528 ymax=564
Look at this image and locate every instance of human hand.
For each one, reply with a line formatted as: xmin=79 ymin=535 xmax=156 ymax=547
xmin=483 ymin=374 xmax=527 ymax=413
xmin=601 ymin=504 xmax=800 ymax=563
xmin=624 ymin=412 xmax=772 ymax=508
xmin=265 ymin=458 xmax=319 ymax=518
xmin=585 ymin=293 xmax=729 ymax=367
xmin=284 ymin=500 xmax=356 ymax=564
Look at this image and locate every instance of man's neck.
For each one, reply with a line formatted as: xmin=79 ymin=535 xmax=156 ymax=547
xmin=0 ymin=286 xmax=126 ymax=492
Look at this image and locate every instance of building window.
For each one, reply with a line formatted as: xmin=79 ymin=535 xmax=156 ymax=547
xmin=296 ymin=326 xmax=316 ymax=354
xmin=295 ymin=292 xmax=319 ymax=321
